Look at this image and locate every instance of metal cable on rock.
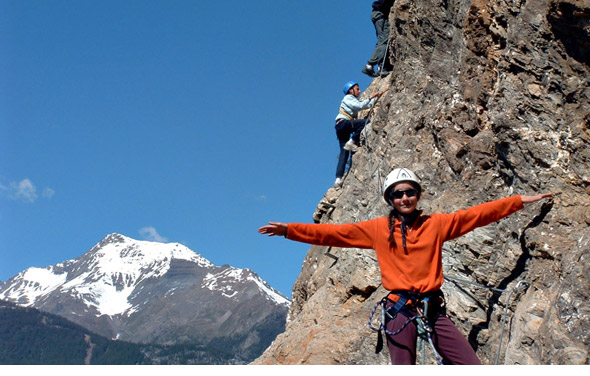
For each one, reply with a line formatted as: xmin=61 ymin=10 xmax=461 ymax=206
xmin=495 ymin=280 xmax=529 ymax=365
xmin=444 ymin=275 xmax=529 ymax=364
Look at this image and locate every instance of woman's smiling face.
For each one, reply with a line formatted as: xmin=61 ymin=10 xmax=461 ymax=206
xmin=391 ymin=182 xmax=420 ymax=215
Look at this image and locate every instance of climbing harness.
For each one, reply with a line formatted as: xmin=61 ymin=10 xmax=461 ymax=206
xmin=368 ymin=278 xmax=529 ymax=365
xmin=368 ymin=290 xmax=444 ymax=365
xmin=338 ymin=108 xmax=354 ymax=120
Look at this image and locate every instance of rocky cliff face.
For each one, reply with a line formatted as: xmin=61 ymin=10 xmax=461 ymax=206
xmin=254 ymin=0 xmax=589 ymax=365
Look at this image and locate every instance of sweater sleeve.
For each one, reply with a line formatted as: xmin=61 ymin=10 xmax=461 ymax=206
xmin=342 ymin=95 xmax=376 ymax=113
xmin=286 ymin=220 xmax=379 ymax=249
xmin=437 ymin=195 xmax=524 ymax=241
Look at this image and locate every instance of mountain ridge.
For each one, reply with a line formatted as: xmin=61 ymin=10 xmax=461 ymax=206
xmin=0 ymin=233 xmax=289 ymax=362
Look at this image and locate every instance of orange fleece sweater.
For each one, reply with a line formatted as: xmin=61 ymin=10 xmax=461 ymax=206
xmin=286 ymin=195 xmax=524 ymax=293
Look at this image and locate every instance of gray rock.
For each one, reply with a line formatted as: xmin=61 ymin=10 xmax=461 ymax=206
xmin=254 ymin=0 xmax=589 ymax=365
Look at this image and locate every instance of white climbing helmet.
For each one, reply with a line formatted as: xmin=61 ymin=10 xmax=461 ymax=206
xmin=382 ymin=168 xmax=422 ymax=205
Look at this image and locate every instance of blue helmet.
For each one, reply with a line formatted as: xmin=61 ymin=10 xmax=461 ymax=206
xmin=342 ymin=81 xmax=358 ymax=95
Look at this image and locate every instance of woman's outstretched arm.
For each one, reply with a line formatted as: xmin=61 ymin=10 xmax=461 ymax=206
xmin=258 ymin=220 xmax=377 ymax=249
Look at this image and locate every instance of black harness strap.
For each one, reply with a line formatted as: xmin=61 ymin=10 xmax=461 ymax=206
xmin=368 ymin=290 xmax=444 ymax=354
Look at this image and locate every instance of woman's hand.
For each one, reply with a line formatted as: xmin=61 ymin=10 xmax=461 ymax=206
xmin=258 ymin=222 xmax=288 ymax=237
xmin=521 ymin=193 xmax=553 ymax=204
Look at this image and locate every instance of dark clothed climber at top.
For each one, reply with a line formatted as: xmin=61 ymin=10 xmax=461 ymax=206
xmin=363 ymin=0 xmax=395 ymax=78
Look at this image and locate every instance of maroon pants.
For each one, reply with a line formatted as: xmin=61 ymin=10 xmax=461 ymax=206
xmin=385 ymin=307 xmax=481 ymax=365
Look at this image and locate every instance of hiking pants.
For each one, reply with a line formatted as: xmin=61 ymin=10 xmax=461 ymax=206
xmin=335 ymin=119 xmax=367 ymax=178
xmin=385 ymin=303 xmax=481 ymax=365
xmin=367 ymin=10 xmax=390 ymax=67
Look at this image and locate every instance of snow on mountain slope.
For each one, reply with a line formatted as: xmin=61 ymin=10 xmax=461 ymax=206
xmin=0 ymin=233 xmax=288 ymax=317
xmin=202 ymin=268 xmax=289 ymax=306
xmin=2 ymin=265 xmax=68 ymax=306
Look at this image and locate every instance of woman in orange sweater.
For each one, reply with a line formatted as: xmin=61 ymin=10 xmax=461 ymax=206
xmin=258 ymin=167 xmax=552 ymax=364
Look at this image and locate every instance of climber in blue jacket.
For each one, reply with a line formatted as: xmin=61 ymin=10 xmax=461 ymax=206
xmin=334 ymin=81 xmax=387 ymax=187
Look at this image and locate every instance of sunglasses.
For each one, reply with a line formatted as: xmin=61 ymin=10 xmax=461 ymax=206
xmin=390 ymin=188 xmax=419 ymax=199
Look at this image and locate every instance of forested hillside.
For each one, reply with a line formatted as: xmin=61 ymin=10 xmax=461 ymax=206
xmin=0 ymin=300 xmax=245 ymax=364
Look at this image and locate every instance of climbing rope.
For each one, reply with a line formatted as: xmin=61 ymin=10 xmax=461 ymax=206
xmin=416 ymin=298 xmax=444 ymax=365
xmin=359 ymin=93 xmax=381 ymax=152
xmin=444 ymin=275 xmax=506 ymax=292
xmin=379 ymin=35 xmax=391 ymax=76
xmin=357 ymin=94 xmax=388 ymax=206
xmin=496 ymin=280 xmax=528 ymax=364
xmin=359 ymin=32 xmax=390 ymax=149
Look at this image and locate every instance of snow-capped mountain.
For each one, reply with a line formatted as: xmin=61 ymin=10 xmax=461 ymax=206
xmin=0 ymin=233 xmax=289 ymax=361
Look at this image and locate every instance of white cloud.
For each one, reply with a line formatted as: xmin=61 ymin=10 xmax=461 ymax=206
xmin=1 ymin=179 xmax=37 ymax=203
xmin=0 ymin=178 xmax=55 ymax=203
xmin=42 ymin=187 xmax=56 ymax=199
xmin=139 ymin=227 xmax=168 ymax=242
xmin=14 ymin=178 xmax=37 ymax=203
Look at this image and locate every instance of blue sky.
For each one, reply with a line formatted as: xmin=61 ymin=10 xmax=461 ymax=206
xmin=0 ymin=0 xmax=377 ymax=298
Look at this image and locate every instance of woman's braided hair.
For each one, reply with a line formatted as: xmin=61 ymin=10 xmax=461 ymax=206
xmin=387 ymin=208 xmax=399 ymax=247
